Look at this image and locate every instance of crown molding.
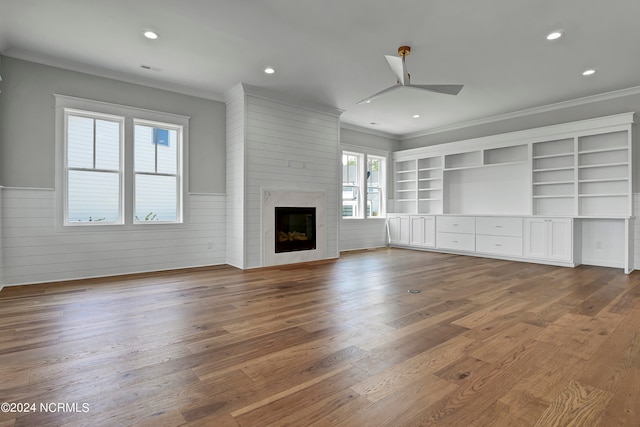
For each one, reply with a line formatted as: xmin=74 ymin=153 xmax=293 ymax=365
xmin=400 ymin=85 xmax=640 ymax=141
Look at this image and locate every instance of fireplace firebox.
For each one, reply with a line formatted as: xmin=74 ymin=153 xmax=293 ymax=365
xmin=275 ymin=207 xmax=316 ymax=253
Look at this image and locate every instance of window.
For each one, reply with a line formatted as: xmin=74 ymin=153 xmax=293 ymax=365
xmin=56 ymin=95 xmax=188 ymax=227
xmin=134 ymin=121 xmax=182 ymax=222
xmin=367 ymin=155 xmax=384 ymax=217
xmin=342 ymin=152 xmax=363 ymax=218
xmin=65 ymin=110 xmax=123 ymax=224
xmin=342 ymin=149 xmax=386 ymax=219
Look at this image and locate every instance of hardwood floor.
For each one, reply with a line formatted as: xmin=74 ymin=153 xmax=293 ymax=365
xmin=1 ymin=248 xmax=639 ymax=426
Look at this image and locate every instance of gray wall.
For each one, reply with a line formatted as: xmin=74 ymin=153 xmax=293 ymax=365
xmin=0 ymin=56 xmax=226 ymax=193
xmin=400 ymin=92 xmax=640 ymax=189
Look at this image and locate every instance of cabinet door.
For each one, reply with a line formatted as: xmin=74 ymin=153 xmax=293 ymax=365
xmin=410 ymin=216 xmax=424 ymax=246
xmin=410 ymin=216 xmax=435 ymax=248
xmin=524 ymin=218 xmax=549 ymax=259
xmin=388 ymin=216 xmax=410 ymax=245
xmin=524 ymin=217 xmax=573 ymax=262
xmin=548 ymin=218 xmax=572 ymax=261
xmin=423 ymin=216 xmax=436 ymax=247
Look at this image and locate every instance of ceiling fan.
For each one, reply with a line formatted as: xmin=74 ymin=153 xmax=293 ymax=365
xmin=357 ymin=45 xmax=463 ymax=104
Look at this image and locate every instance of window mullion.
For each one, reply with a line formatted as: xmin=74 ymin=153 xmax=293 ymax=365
xmin=154 ymin=128 xmax=158 ymax=173
xmin=92 ymin=118 xmax=97 ymax=169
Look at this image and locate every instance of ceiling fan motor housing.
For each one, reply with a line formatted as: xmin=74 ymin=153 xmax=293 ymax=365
xmin=398 ymin=46 xmax=411 ymax=57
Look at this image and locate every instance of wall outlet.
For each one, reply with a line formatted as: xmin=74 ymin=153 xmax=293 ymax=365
xmin=595 ymin=241 xmax=603 ymax=249
xmin=207 ymin=242 xmax=212 ymax=250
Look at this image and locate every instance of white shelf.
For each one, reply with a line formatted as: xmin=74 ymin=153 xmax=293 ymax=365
xmin=419 ymin=197 xmax=441 ymax=201
xmin=445 ymin=160 xmax=528 ymax=172
xmin=579 ymin=193 xmax=628 ymax=198
xmin=533 ymin=166 xmax=574 ymax=173
xmin=396 ymin=179 xmax=415 ymax=183
xmin=533 ymin=152 xmax=574 ymax=160
xmin=578 ymin=147 xmax=627 ymax=155
xmin=396 ymin=170 xmax=415 ymax=174
xmin=396 ymin=189 xmax=416 ymax=193
xmin=533 ymin=195 xmax=575 ymax=199
xmin=578 ymin=162 xmax=628 ymax=169
xmin=418 ymin=177 xmax=441 ymax=182
xmin=418 ymin=188 xmax=439 ymax=192
xmin=418 ymin=167 xmax=441 ymax=172
xmin=533 ymin=181 xmax=574 ymax=186
xmin=579 ymin=178 xmax=628 ymax=183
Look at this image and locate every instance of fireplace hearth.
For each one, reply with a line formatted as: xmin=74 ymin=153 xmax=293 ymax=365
xmin=275 ymin=207 xmax=316 ymax=253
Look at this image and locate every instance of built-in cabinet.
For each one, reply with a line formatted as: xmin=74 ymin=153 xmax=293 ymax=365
xmin=388 ymin=215 xmax=410 ymax=246
xmin=410 ymin=215 xmax=435 ymax=248
xmin=388 ymin=113 xmax=635 ymax=273
xmin=523 ymin=218 xmax=573 ymax=262
xmin=436 ymin=216 xmax=476 ymax=252
xmin=388 ymin=214 xmax=574 ymax=267
xmin=476 ymin=217 xmax=523 ymax=257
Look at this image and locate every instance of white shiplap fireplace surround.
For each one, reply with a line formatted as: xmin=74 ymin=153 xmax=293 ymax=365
xmin=225 ymin=83 xmax=343 ymax=269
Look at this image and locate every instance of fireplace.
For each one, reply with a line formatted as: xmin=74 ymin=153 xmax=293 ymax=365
xmin=275 ymin=207 xmax=316 ymax=253
xmin=262 ymin=189 xmax=326 ymax=267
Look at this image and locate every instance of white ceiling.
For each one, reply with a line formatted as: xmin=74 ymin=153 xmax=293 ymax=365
xmin=2 ymin=0 xmax=640 ymax=137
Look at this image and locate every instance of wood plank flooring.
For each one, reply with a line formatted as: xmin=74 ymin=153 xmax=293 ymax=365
xmin=1 ymin=248 xmax=639 ymax=426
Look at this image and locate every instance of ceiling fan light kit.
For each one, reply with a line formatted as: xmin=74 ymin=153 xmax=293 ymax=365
xmin=358 ymin=45 xmax=464 ymax=104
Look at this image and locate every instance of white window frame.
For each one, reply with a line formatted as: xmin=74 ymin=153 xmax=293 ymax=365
xmin=341 ymin=145 xmax=387 ymax=220
xmin=366 ymin=154 xmax=386 ymax=218
xmin=63 ymin=108 xmax=125 ymax=225
xmin=133 ymin=119 xmax=184 ymax=224
xmin=342 ymin=151 xmax=364 ymax=219
xmin=55 ymin=94 xmax=189 ymax=230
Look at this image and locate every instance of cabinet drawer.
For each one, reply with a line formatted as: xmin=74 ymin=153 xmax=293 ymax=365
xmin=437 ymin=216 xmax=475 ymax=234
xmin=436 ymin=232 xmax=475 ymax=252
xmin=476 ymin=217 xmax=523 ymax=237
xmin=476 ymin=235 xmax=523 ymax=257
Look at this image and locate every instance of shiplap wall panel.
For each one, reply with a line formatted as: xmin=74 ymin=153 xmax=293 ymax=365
xmin=1 ymin=189 xmax=226 ymax=285
xmin=244 ymin=95 xmax=340 ymax=268
xmin=633 ymin=194 xmax=640 ymax=270
xmin=339 ymin=219 xmax=388 ymax=252
xmin=225 ymin=84 xmax=246 ymax=268
xmin=0 ymin=188 xmax=3 ymax=287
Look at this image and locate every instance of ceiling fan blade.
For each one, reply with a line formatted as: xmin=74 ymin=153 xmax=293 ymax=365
xmin=357 ymin=85 xmax=402 ymax=104
xmin=385 ymin=55 xmax=408 ymax=85
xmin=407 ymin=84 xmax=464 ymax=95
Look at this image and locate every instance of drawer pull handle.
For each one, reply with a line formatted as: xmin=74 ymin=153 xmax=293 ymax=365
xmin=495 ymin=243 xmax=502 ymax=247
xmin=495 ymin=225 xmax=502 ymax=228
xmin=452 ymin=240 xmax=459 ymax=243
xmin=453 ymin=224 xmax=459 ymax=226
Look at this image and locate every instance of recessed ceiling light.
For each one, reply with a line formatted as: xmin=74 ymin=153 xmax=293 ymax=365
xmin=264 ymin=67 xmax=275 ymax=74
xmin=582 ymin=69 xmax=596 ymax=76
xmin=365 ymin=100 xmax=371 ymax=104
xmin=546 ymin=31 xmax=563 ymax=40
xmin=143 ymin=30 xmax=158 ymax=40
xmin=412 ymin=114 xmax=420 ymax=119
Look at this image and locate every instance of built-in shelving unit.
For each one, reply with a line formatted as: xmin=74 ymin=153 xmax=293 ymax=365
xmin=532 ymin=138 xmax=575 ymax=215
xmin=392 ymin=113 xmax=633 ymax=218
xmin=389 ymin=112 xmax=635 ymax=274
xmin=577 ymin=131 xmax=631 ymax=216
xmin=417 ymin=156 xmax=443 ymax=214
xmin=393 ymin=159 xmax=417 ymax=214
